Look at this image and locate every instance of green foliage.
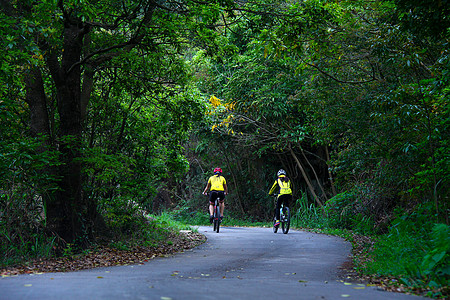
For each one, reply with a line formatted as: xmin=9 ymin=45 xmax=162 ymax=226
xmin=0 ymin=3 xmax=448 ymax=299
xmin=393 ymin=0 xmax=450 ymax=39
xmin=419 ymin=224 xmax=450 ymax=286
xmin=100 ymin=197 xmax=187 ymax=249
xmin=171 ymin=205 xmax=211 ymax=226
xmin=295 ymin=193 xmax=327 ymax=229
xmin=363 ymin=203 xmax=449 ymax=298
xmin=0 ymin=228 xmax=57 ymax=267
xmin=325 ymin=191 xmax=376 ymax=234
xmin=101 ymin=197 xmax=146 ymax=236
xmin=324 ymin=192 xmax=356 ymax=229
xmin=0 ymin=138 xmax=61 ymax=265
xmin=148 ymin=211 xmax=193 ymax=232
xmin=1 ymin=0 xmax=238 ymax=245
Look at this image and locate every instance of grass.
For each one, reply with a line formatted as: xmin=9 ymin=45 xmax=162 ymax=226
xmin=147 ymin=211 xmax=197 ymax=231
xmin=0 ymin=211 xmax=197 ymax=269
xmin=0 ymin=230 xmax=58 ymax=268
xmin=360 ymin=223 xmax=449 ymax=299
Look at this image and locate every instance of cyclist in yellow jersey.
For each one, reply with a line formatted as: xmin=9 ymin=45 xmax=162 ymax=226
xmin=268 ymin=169 xmax=292 ymax=227
xmin=202 ymin=167 xmax=228 ymax=223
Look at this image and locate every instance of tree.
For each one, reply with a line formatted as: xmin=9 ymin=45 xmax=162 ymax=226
xmin=269 ymin=0 xmax=450 ymax=222
xmin=1 ymin=0 xmax=234 ymax=246
xmin=189 ymin=0 xmax=449 ymax=225
xmin=188 ymin=1 xmax=338 ymax=210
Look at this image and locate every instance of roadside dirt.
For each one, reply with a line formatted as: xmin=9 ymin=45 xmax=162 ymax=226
xmin=1 ymin=230 xmax=206 ymax=276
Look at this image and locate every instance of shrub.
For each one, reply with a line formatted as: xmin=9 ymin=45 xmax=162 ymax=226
xmin=324 ymin=191 xmax=357 ymax=229
xmin=364 ymin=203 xmax=449 ymax=298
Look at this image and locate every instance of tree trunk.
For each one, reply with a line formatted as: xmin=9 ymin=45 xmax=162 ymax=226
xmin=25 ymin=67 xmax=51 ymax=140
xmin=44 ymin=21 xmax=91 ymax=245
xmin=289 ymin=147 xmax=323 ymax=207
xmin=325 ymin=145 xmax=337 ymax=197
xmin=300 ymin=147 xmax=329 ymax=202
xmin=222 ymin=147 xmax=245 ymax=216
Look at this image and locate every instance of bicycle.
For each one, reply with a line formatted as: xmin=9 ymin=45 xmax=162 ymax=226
xmin=272 ymin=194 xmax=290 ymax=234
xmin=208 ymin=193 xmax=221 ymax=233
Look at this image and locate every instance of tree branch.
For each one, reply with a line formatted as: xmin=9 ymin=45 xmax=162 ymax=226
xmin=302 ymin=59 xmax=378 ymax=85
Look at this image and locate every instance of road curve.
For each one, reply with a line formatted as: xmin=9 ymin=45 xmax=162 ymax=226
xmin=0 ymin=226 xmax=424 ymax=300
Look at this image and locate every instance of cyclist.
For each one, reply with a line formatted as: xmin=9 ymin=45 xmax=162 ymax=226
xmin=202 ymin=167 xmax=228 ymax=223
xmin=268 ymin=169 xmax=292 ymax=227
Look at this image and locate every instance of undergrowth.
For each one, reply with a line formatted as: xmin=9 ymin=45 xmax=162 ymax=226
xmin=0 ymin=199 xmax=195 ymax=268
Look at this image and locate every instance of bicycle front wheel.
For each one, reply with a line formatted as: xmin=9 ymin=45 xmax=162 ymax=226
xmin=281 ymin=207 xmax=290 ymax=234
xmin=215 ymin=205 xmax=220 ymax=233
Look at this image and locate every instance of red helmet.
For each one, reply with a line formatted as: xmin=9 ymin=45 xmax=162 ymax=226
xmin=214 ymin=167 xmax=222 ymax=174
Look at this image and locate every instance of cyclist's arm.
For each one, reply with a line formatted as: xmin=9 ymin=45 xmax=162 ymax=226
xmin=268 ymin=180 xmax=278 ymax=195
xmin=202 ymin=181 xmax=211 ymax=195
xmin=223 ymin=182 xmax=228 ymax=195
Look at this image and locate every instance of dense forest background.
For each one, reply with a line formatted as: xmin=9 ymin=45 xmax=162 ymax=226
xmin=1 ymin=0 xmax=448 ymax=297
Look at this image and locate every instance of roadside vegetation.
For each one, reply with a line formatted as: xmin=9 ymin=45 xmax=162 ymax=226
xmin=1 ymin=0 xmax=448 ymax=299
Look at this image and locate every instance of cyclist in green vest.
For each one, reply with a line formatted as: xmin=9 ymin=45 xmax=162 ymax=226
xmin=268 ymin=169 xmax=292 ymax=227
xmin=202 ymin=167 xmax=228 ymax=223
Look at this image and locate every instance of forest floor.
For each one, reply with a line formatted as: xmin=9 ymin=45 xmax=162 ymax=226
xmin=0 ymin=230 xmax=206 ymax=276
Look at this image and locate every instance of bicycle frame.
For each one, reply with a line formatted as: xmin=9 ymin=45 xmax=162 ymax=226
xmin=212 ymin=194 xmax=221 ymax=233
xmin=272 ymin=194 xmax=290 ymax=234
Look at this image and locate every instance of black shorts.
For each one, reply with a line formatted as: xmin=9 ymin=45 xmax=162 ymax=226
xmin=209 ymin=191 xmax=225 ymax=204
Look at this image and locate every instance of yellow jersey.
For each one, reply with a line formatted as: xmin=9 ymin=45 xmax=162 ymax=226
xmin=208 ymin=175 xmax=227 ymax=191
xmin=269 ymin=175 xmax=292 ymax=195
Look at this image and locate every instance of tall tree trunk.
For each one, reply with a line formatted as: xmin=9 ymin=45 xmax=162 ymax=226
xmin=289 ymin=147 xmax=323 ymax=207
xmin=25 ymin=67 xmax=50 ymax=140
xmin=81 ymin=32 xmax=94 ymax=123
xmin=45 ymin=21 xmax=90 ymax=245
xmin=300 ymin=147 xmax=329 ymax=202
xmin=325 ymin=145 xmax=337 ymax=197
xmin=222 ymin=147 xmax=245 ymax=216
xmin=25 ymin=66 xmax=54 ymax=224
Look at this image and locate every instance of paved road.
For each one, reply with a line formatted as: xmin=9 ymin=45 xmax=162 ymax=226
xmin=0 ymin=226 xmax=424 ymax=300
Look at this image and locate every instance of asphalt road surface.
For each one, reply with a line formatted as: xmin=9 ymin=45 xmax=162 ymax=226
xmin=0 ymin=226 xmax=425 ymax=300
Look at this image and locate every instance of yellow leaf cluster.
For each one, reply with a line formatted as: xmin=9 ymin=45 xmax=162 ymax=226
xmin=224 ymin=102 xmax=236 ymax=110
xmin=209 ymin=95 xmax=221 ymax=107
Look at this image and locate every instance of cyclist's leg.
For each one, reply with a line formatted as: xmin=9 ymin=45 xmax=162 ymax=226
xmin=218 ymin=191 xmax=225 ymax=217
xmin=275 ymin=195 xmax=282 ymax=220
xmin=280 ymin=194 xmax=291 ymax=210
xmin=209 ymin=191 xmax=218 ymax=220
